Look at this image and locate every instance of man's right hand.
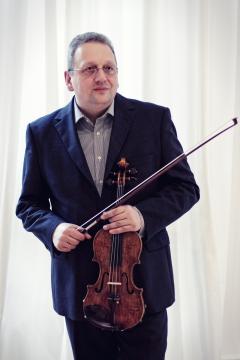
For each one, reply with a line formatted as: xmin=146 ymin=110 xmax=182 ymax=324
xmin=52 ymin=223 xmax=91 ymax=252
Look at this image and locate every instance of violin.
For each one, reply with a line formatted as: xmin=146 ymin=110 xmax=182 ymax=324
xmin=83 ymin=158 xmax=145 ymax=331
xmin=80 ymin=118 xmax=238 ymax=331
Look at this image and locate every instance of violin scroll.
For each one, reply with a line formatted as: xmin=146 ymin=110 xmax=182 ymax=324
xmin=108 ymin=157 xmax=138 ymax=186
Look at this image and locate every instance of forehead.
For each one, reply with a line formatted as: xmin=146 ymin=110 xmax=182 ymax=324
xmin=73 ymin=42 xmax=116 ymax=65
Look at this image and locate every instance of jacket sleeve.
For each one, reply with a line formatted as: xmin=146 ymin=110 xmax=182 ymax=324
xmin=16 ymin=124 xmax=64 ymax=255
xmin=135 ymin=108 xmax=200 ymax=243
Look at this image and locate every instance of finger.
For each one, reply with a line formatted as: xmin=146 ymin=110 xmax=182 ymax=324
xmin=57 ymin=231 xmax=91 ymax=253
xmin=64 ymin=236 xmax=81 ymax=246
xmin=103 ymin=221 xmax=140 ymax=233
xmin=57 ymin=247 xmax=70 ymax=252
xmin=63 ymin=232 xmax=91 ymax=248
xmin=58 ymin=243 xmax=74 ymax=252
xmin=101 ymin=207 xmax=124 ymax=220
xmin=103 ymin=219 xmax=129 ymax=230
xmin=107 ymin=225 xmax=135 ymax=234
xmin=66 ymin=227 xmax=91 ymax=242
xmin=75 ymin=227 xmax=92 ymax=240
xmin=107 ymin=213 xmax=128 ymax=223
xmin=77 ymin=230 xmax=92 ymax=240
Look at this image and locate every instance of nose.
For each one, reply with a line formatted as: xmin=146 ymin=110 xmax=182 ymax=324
xmin=94 ymin=68 xmax=108 ymax=82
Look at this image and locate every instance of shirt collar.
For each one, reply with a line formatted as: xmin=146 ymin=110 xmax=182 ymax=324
xmin=74 ymin=97 xmax=114 ymax=124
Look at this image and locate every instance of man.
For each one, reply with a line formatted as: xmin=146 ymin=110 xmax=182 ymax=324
xmin=16 ymin=32 xmax=200 ymax=359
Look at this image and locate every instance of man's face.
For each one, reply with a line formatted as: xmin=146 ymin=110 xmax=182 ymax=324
xmin=65 ymin=42 xmax=119 ymax=118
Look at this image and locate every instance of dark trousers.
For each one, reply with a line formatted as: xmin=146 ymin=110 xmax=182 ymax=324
xmin=65 ymin=310 xmax=168 ymax=360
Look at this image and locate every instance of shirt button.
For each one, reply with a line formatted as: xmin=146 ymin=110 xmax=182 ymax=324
xmin=99 ymin=180 xmax=103 ymax=184
xmin=97 ymin=156 xmax=102 ymax=160
xmin=96 ymin=131 xmax=101 ymax=136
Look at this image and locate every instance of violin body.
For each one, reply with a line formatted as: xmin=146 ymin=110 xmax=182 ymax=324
xmin=83 ymin=229 xmax=145 ymax=331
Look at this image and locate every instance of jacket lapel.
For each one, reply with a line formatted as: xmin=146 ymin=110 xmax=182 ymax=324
xmin=53 ymin=99 xmax=95 ymax=186
xmin=104 ymin=94 xmax=135 ymax=181
xmin=52 ymin=95 xmax=135 ymax=191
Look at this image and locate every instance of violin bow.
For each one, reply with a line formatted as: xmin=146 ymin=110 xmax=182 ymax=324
xmin=77 ymin=118 xmax=238 ymax=232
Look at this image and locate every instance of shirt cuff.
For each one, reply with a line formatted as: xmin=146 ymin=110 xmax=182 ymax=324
xmin=133 ymin=207 xmax=145 ymax=237
xmin=52 ymin=222 xmax=72 ymax=243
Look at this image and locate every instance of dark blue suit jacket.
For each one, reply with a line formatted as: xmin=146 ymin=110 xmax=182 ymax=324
xmin=16 ymin=93 xmax=199 ymax=320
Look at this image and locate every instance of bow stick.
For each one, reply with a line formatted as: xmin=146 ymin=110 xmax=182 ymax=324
xmin=77 ymin=118 xmax=238 ymax=232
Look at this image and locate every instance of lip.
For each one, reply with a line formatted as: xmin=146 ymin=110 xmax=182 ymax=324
xmin=93 ymin=88 xmax=110 ymax=91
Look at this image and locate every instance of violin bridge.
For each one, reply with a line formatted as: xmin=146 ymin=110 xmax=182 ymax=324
xmin=107 ymin=281 xmax=122 ymax=285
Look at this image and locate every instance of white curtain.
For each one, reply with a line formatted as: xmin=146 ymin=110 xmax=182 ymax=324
xmin=0 ymin=0 xmax=239 ymax=359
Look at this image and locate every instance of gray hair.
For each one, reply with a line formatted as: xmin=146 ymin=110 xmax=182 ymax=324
xmin=67 ymin=32 xmax=116 ymax=70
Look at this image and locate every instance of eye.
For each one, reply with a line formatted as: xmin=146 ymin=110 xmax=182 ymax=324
xmin=103 ymin=65 xmax=114 ymax=73
xmin=83 ymin=66 xmax=97 ymax=74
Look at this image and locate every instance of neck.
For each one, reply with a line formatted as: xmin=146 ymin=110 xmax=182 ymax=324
xmin=82 ymin=108 xmax=108 ymax=123
xmin=76 ymin=102 xmax=110 ymax=123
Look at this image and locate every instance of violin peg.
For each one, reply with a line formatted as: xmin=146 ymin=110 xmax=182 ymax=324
xmin=105 ymin=178 xmax=115 ymax=186
xmin=128 ymin=168 xmax=138 ymax=175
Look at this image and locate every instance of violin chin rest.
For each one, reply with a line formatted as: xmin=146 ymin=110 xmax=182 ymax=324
xmin=83 ymin=304 xmax=121 ymax=331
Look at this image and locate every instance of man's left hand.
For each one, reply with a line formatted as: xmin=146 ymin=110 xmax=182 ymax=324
xmin=101 ymin=205 xmax=142 ymax=234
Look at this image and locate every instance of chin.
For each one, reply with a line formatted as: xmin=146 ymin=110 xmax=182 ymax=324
xmin=95 ymin=96 xmax=113 ymax=105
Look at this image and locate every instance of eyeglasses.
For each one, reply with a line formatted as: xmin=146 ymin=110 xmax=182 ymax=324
xmin=68 ymin=65 xmax=118 ymax=77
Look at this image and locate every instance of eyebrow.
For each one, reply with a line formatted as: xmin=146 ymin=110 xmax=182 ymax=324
xmin=81 ymin=60 xmax=116 ymax=67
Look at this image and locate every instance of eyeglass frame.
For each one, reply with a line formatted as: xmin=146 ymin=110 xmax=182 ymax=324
xmin=68 ymin=64 xmax=118 ymax=78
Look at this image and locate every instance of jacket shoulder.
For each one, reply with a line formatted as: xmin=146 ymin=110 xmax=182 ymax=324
xmin=116 ymin=93 xmax=169 ymax=113
xmin=29 ymin=100 xmax=73 ymax=131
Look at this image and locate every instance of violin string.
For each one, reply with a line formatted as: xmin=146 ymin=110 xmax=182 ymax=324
xmin=109 ymin=164 xmax=127 ymax=301
xmin=110 ymin=234 xmax=116 ymax=296
xmin=115 ymin=184 xmax=123 ymax=297
xmin=109 ymin=173 xmax=120 ymax=295
xmin=109 ymin=232 xmax=114 ymax=295
xmin=113 ymin=185 xmax=121 ymax=297
xmin=109 ymin=179 xmax=121 ymax=297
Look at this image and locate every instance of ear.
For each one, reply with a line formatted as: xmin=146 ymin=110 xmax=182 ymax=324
xmin=64 ymin=71 xmax=74 ymax=91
